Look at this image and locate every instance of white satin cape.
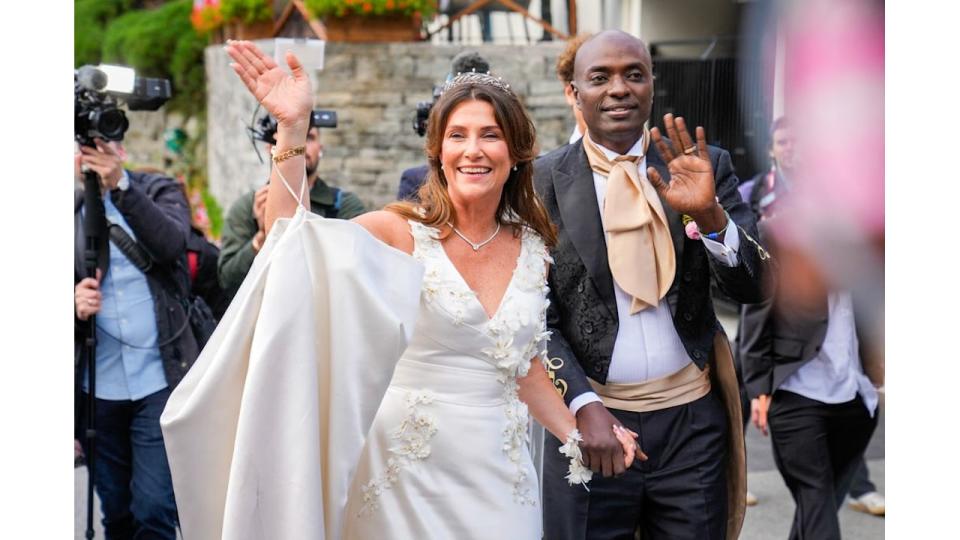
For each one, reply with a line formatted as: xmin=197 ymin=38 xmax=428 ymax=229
xmin=159 ymin=208 xmax=423 ymax=540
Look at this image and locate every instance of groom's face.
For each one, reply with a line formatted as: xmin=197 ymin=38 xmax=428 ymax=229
xmin=572 ymin=32 xmax=653 ymax=153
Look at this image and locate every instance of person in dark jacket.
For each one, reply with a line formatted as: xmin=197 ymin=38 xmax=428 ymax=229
xmin=74 ymin=139 xmax=196 ymax=540
xmin=397 ymin=164 xmax=429 ymax=201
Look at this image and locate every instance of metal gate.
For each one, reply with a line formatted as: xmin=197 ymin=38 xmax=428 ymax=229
xmin=650 ymin=57 xmax=770 ymax=182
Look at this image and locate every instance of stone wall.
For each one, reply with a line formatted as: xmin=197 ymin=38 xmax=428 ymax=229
xmin=205 ymin=41 xmax=573 ymax=213
xmin=117 ymin=111 xmax=198 ymax=170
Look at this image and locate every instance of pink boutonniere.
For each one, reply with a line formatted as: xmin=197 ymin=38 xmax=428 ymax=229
xmin=681 ymin=215 xmax=700 ymax=240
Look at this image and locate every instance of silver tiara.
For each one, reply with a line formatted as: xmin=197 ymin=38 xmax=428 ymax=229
xmin=440 ymin=70 xmax=514 ymax=95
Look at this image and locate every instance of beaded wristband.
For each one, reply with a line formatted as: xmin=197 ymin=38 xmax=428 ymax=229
xmin=699 ymin=208 xmax=731 ymax=241
xmin=271 ymin=145 xmax=305 ymax=163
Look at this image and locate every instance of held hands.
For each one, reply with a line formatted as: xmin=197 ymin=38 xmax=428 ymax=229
xmin=576 ymin=402 xmax=648 ymax=477
xmin=647 ymin=114 xmax=726 ymax=233
xmin=613 ymin=424 xmax=646 ymax=468
xmin=75 ymin=269 xmax=102 ymax=321
xmin=225 ymin=40 xmax=313 ymax=138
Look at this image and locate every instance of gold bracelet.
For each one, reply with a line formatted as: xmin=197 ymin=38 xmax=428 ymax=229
xmin=271 ymin=145 xmax=305 ymax=163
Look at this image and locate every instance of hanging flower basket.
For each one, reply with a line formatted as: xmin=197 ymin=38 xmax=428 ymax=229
xmin=191 ymin=0 xmax=225 ymax=33
xmin=305 ymin=0 xmax=432 ymax=42
xmin=322 ymin=12 xmax=423 ymax=42
xmin=222 ymin=19 xmax=275 ymax=40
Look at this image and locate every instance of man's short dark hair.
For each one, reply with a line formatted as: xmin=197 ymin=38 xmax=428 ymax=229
xmin=451 ymin=51 xmax=490 ymax=76
xmin=770 ymin=116 xmax=790 ymax=138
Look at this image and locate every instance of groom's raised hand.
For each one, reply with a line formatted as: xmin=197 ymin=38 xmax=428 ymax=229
xmin=646 ymin=113 xmax=728 ymax=236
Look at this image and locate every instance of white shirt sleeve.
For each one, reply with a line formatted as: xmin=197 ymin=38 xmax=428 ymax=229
xmin=700 ymin=217 xmax=740 ymax=267
xmin=569 ymin=391 xmax=604 ymax=415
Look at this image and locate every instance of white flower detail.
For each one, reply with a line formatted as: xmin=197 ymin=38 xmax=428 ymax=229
xmin=566 ymin=459 xmax=594 ymax=487
xmin=472 ymin=227 xmax=557 ymax=506
xmin=411 ymin=222 xmax=556 ymax=508
xmin=409 ymin=220 xmax=475 ymax=324
xmin=358 ymin=390 xmax=438 ymax=515
xmin=559 ymin=428 xmax=593 ymax=488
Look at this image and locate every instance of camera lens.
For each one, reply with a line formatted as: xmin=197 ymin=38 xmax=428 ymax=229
xmin=93 ymin=108 xmax=130 ymax=141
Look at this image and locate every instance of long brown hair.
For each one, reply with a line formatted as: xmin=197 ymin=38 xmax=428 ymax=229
xmin=386 ymin=76 xmax=557 ymax=247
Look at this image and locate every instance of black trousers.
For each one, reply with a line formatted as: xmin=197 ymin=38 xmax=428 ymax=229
xmin=543 ymin=391 xmax=729 ymax=540
xmin=847 ymin=455 xmax=877 ymax=498
xmin=768 ymin=390 xmax=877 ymax=540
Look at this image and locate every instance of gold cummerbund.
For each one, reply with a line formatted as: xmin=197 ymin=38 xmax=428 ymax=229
xmin=589 ymin=362 xmax=711 ymax=413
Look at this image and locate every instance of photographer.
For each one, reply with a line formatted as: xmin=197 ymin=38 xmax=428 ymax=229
xmin=74 ymin=138 xmax=194 ymax=540
xmin=217 ymin=118 xmax=366 ymax=297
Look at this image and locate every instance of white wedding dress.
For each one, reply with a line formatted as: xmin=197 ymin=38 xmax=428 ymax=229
xmin=160 ymin=209 xmax=553 ymax=540
xmin=342 ymin=221 xmax=552 ymax=540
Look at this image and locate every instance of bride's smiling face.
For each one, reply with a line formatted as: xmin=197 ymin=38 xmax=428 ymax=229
xmin=440 ymin=99 xmax=514 ymax=206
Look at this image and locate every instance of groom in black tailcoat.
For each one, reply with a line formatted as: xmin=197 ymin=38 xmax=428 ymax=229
xmin=533 ymin=31 xmax=770 ymax=539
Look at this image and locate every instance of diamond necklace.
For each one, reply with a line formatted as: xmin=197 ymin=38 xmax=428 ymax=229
xmin=448 ymin=221 xmax=501 ymax=252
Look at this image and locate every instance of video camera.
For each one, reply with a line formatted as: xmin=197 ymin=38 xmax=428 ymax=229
xmin=411 ymin=51 xmax=490 ymax=137
xmin=74 ymin=64 xmax=172 ymax=147
xmin=246 ymin=108 xmax=337 ymax=164
xmin=412 ymin=86 xmax=443 ymax=137
xmin=247 ymin=109 xmax=338 ymax=146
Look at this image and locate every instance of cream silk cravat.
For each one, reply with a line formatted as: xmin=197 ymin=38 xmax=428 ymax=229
xmin=583 ymin=131 xmax=676 ymax=314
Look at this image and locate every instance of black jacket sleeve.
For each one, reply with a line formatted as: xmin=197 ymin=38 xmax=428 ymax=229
xmin=545 ymin=282 xmax=598 ymax=407
xmin=739 ymin=296 xmax=777 ymax=399
xmin=705 ymin=148 xmax=769 ymax=305
xmin=109 ymin=171 xmax=191 ymax=265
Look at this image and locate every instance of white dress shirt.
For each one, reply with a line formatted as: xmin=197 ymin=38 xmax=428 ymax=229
xmin=779 ymin=292 xmax=879 ymax=416
xmin=569 ymin=136 xmax=741 ymax=414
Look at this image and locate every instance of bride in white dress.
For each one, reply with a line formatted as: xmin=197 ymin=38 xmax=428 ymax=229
xmin=161 ymin=41 xmax=638 ymax=540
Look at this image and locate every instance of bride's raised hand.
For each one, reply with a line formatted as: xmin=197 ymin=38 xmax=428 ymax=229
xmin=225 ymin=40 xmax=313 ymax=135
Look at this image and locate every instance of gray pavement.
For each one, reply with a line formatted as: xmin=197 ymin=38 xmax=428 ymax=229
xmin=739 ymin=410 xmax=885 ymax=540
xmin=723 ymin=311 xmax=886 ymax=540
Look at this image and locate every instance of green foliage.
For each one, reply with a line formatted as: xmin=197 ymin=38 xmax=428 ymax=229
xmin=100 ymin=0 xmax=208 ymax=117
xmin=304 ymin=0 xmax=436 ymax=18
xmin=201 ymin=187 xmax=224 ymax=239
xmin=74 ymin=0 xmax=137 ymax=67
xmin=220 ymin=0 xmax=272 ymax=24
xmin=76 ymin=0 xmax=222 ymax=236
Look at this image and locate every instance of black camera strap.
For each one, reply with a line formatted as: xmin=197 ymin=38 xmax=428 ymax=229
xmin=107 ymin=221 xmax=153 ymax=274
xmin=101 ymin=221 xmax=192 ymax=348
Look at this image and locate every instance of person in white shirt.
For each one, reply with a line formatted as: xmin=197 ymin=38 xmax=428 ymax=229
xmin=740 ymin=169 xmax=882 ymax=540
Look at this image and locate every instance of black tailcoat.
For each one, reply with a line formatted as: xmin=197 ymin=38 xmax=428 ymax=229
xmin=533 ymin=138 xmax=768 ymax=405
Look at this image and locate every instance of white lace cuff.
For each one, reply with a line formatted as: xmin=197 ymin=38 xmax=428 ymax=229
xmin=558 ymin=428 xmax=592 ymax=489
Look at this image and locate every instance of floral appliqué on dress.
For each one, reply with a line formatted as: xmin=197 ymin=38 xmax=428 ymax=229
xmin=481 ymin=227 xmax=553 ymax=506
xmin=389 ymin=221 xmax=553 ymax=507
xmin=358 ymin=390 xmax=438 ymax=515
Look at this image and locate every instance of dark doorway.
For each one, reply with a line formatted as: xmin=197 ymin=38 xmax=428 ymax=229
xmin=649 ymin=56 xmax=770 ymax=181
